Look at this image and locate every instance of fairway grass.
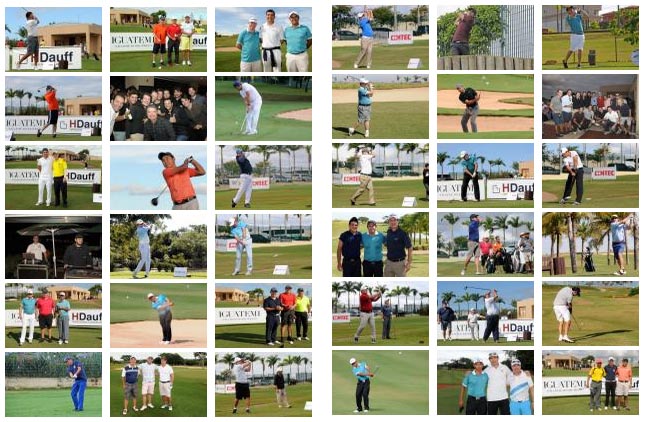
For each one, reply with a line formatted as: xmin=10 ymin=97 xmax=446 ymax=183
xmin=541 ymin=285 xmax=638 ymax=346
xmin=436 ymin=339 xmax=534 ymax=346
xmin=542 ymin=32 xmax=638 ymax=70
xmin=438 ymin=198 xmax=533 ymax=209
xmin=5 ymin=327 xmax=102 ymax=348
xmin=333 ymin=178 xmax=429 ymax=208
xmin=437 ymin=74 xmax=534 ymax=93
xmin=215 ymin=383 xmax=312 ymax=417
xmin=542 ymin=395 xmax=639 ymax=415
xmin=216 ymin=37 xmax=313 ymax=72
xmin=6 ymin=185 xmax=102 ymax=210
xmin=542 ymin=174 xmax=638 ymax=208
xmin=110 ymin=283 xmax=207 ymax=323
xmin=110 ymin=269 xmax=207 ymax=279
xmin=332 ymin=40 xmax=429 ymax=70
xmin=110 ymin=365 xmax=207 ymax=417
xmin=332 ymin=350 xmax=429 ymax=415
xmin=216 ymin=244 xmax=312 ymax=279
xmin=110 ymin=51 xmax=208 ymax=72
xmin=541 ymin=253 xmax=639 ymax=278
xmin=332 ymin=101 xmax=429 ymax=139
xmin=5 ymin=388 xmax=102 ymax=417
xmin=217 ymin=183 xmax=312 ymax=210
xmin=11 ymin=134 xmax=102 ymax=142
xmin=216 ymin=323 xmax=312 ymax=348
xmin=332 ymin=253 xmax=429 ymax=277
xmin=437 ymin=131 xmax=533 ymax=139
xmin=8 ymin=58 xmax=102 ymax=73
xmin=437 ymin=260 xmax=531 ymax=277
xmin=332 ymin=316 xmax=428 ymax=346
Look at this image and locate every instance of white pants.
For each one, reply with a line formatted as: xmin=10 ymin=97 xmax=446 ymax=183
xmin=262 ymin=48 xmax=282 ymax=72
xmin=37 ymin=178 xmax=53 ymax=204
xmin=233 ymin=174 xmax=253 ymax=205
xmin=286 ymin=52 xmax=309 ymax=72
xmin=20 ymin=313 xmax=36 ymax=343
xmin=245 ymin=102 xmax=262 ymax=134
xmin=240 ymin=60 xmax=262 ymax=72
xmin=234 ymin=237 xmax=253 ymax=272
xmin=134 ymin=242 xmax=151 ymax=275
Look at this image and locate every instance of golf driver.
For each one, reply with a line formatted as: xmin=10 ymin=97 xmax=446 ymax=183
xmin=464 ymin=285 xmax=491 ymax=292
xmin=372 ymin=365 xmax=381 ymax=376
xmin=150 ymin=185 xmax=168 ymax=206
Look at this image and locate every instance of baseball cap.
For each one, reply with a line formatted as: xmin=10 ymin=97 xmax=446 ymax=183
xmin=158 ymin=151 xmax=173 ymax=160
xmin=297 ymin=288 xmax=304 ymax=293
xmin=270 ymin=287 xmax=278 ymax=293
xmin=571 ymin=287 xmax=581 ymax=296
xmin=488 ymin=352 xmax=499 ymax=358
xmin=388 ymin=214 xmax=399 ymax=220
xmin=520 ymin=232 xmax=530 ymax=237
xmin=361 ymin=286 xmax=368 ymax=291
xmin=357 ymin=12 xmax=364 ymax=17
xmin=470 ymin=308 xmax=476 ymax=312
xmin=147 ymin=293 xmax=154 ymax=299
xmin=170 ymin=17 xmax=177 ymax=21
xmin=608 ymin=357 xmax=615 ymax=361
xmin=59 ymin=292 xmax=66 ymax=297
xmin=27 ymin=289 xmax=33 ymax=294
xmin=359 ymin=77 xmax=369 ymax=84
xmin=285 ymin=285 xmax=292 ymax=290
xmin=289 ymin=11 xmax=299 ymax=18
xmin=74 ymin=233 xmax=84 ymax=239
xmin=233 ymin=81 xmax=242 ymax=87
xmin=459 ymin=150 xmax=467 ymax=158
xmin=561 ymin=147 xmax=568 ymax=154
xmin=277 ymin=367 xmax=283 ymax=371
xmin=474 ymin=357 xmax=483 ymax=364
xmin=611 ymin=214 xmax=619 ymax=220
xmin=367 ymin=220 xmax=377 ymax=226
xmin=136 ymin=219 xmax=144 ymax=225
xmin=64 ymin=356 xmax=73 ymax=362
xmin=159 ymin=16 xmax=166 ymax=20
xmin=349 ymin=358 xmax=357 ymax=365
xmin=248 ymin=17 xmax=257 ymax=23
xmin=228 ymin=217 xmax=237 ymax=227
xmin=234 ymin=357 xmax=243 ymax=363
xmin=470 ymin=213 xmax=479 ymax=219
xmin=511 ymin=359 xmax=521 ymax=366
xmin=596 ymin=358 xmax=603 ymax=364
xmin=41 ymin=148 xmax=49 ymax=153
xmin=235 ymin=148 xmax=243 ymax=154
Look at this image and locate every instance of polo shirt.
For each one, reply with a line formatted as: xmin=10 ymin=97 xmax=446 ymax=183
xmin=485 ymin=364 xmax=512 ymax=401
xmin=462 ymin=370 xmax=489 ymax=398
xmin=21 ymin=297 xmax=36 ymax=314
xmin=589 ymin=366 xmax=605 ymax=382
xmin=359 ymin=17 xmax=373 ymax=37
xmin=339 ymin=230 xmax=362 ymax=259
xmin=385 ymin=228 xmax=411 ymax=260
xmin=140 ymin=363 xmax=157 ymax=383
xmin=233 ymin=364 xmax=249 ymax=383
xmin=158 ymin=364 xmax=173 ymax=382
xmin=295 ymin=296 xmax=310 ymax=312
xmin=353 ymin=362 xmax=369 ymax=382
xmin=151 ymin=294 xmax=170 ymax=316
xmin=237 ymin=30 xmax=261 ymax=62
xmin=358 ymin=87 xmax=372 ymax=106
xmin=122 ymin=365 xmax=139 ymax=384
xmin=284 ymin=25 xmax=311 ymax=54
xmin=52 ymin=159 xmax=67 ymax=177
xmin=362 ymin=232 xmax=384 ymax=262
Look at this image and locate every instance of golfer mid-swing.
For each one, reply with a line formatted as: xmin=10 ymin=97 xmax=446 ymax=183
xmin=461 ymin=214 xmax=482 ymax=276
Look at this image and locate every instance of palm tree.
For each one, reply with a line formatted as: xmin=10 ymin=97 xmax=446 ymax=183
xmin=332 ymin=282 xmax=344 ymax=312
xmin=566 ymin=212 xmax=580 ymax=273
xmin=494 ymin=215 xmax=509 ymax=242
xmin=416 ymin=144 xmax=429 ymax=168
xmin=440 ymin=291 xmax=456 ymax=304
xmin=576 ymin=217 xmax=594 ymax=266
xmin=247 ymin=353 xmax=261 ymax=383
xmin=410 ymin=288 xmax=419 ymax=313
xmin=25 ymin=91 xmax=33 ymax=112
xmin=342 ymin=281 xmax=357 ymax=312
xmin=402 ymin=143 xmax=418 ymax=174
xmin=459 ymin=292 xmax=473 ymax=315
xmin=304 ymin=145 xmax=312 ymax=173
xmin=14 ymin=89 xmax=26 ymax=114
xmin=476 ymin=155 xmax=486 ymax=173
xmin=469 ymin=293 xmax=481 ymax=310
xmin=493 ymin=158 xmax=505 ymax=174
xmin=394 ymin=143 xmax=404 ymax=174
xmin=251 ymin=145 xmax=274 ymax=176
xmin=218 ymin=145 xmax=226 ymax=177
xmin=219 ymin=353 xmax=236 ymax=383
xmin=5 ymin=89 xmax=16 ymax=114
xmin=441 ymin=213 xmax=460 ymax=254
xmin=375 ymin=284 xmax=389 ymax=305
xmin=542 ymin=212 xmax=565 ymax=258
xmin=437 ymin=151 xmax=449 ymax=176
xmin=399 ymin=286 xmax=411 ymax=314
xmin=508 ymin=216 xmax=523 ymax=239
xmin=419 ymin=292 xmax=429 ymax=310
xmin=448 ymin=157 xmax=461 ymax=180
xmin=481 ymin=217 xmax=495 ymax=237
xmin=390 ymin=288 xmax=402 ymax=313
xmin=487 ymin=159 xmax=496 ymax=175
xmin=333 ymin=143 xmax=343 ymax=172
xmin=266 ymin=355 xmax=280 ymax=375
xmin=285 ymin=145 xmax=302 ymax=177
xmin=273 ymin=145 xmax=290 ymax=177
xmin=300 ymin=356 xmax=310 ymax=382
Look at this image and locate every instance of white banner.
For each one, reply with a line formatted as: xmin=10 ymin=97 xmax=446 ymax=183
xmin=5 ymin=169 xmax=101 ymax=185
xmin=591 ymin=167 xmax=617 ymax=180
xmin=6 ymin=116 xmax=102 ymax=135
xmin=332 ymin=173 xmax=361 ymax=186
xmin=228 ymin=177 xmax=270 ymax=190
xmin=436 ymin=180 xmax=486 ymax=200
xmin=388 ymin=31 xmax=414 ymax=45
xmin=10 ymin=46 xmax=82 ymax=70
xmin=486 ymin=180 xmax=534 ymax=200
xmin=332 ymin=313 xmax=351 ymax=323
xmin=215 ymin=238 xmax=238 ymax=253
xmin=5 ymin=309 xmax=102 ymax=327
xmin=215 ymin=384 xmax=236 ymax=394
xmin=543 ymin=376 xmax=639 ymax=397
xmin=111 ymin=33 xmax=208 ymax=51
xmin=437 ymin=319 xmax=534 ymax=340
xmin=216 ymin=307 xmax=312 ymax=325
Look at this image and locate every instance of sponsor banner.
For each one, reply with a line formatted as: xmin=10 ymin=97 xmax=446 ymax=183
xmin=543 ymin=376 xmax=639 ymax=397
xmin=215 ymin=384 xmax=236 ymax=394
xmin=5 ymin=309 xmax=102 ymax=327
xmin=436 ymin=180 xmax=486 ymax=201
xmin=228 ymin=177 xmax=270 ymax=190
xmin=6 ymin=116 xmax=101 ymax=135
xmin=111 ymin=33 xmax=208 ymax=51
xmin=437 ymin=319 xmax=534 ymax=340
xmin=215 ymin=238 xmax=238 ymax=253
xmin=5 ymin=169 xmax=102 ymax=185
xmin=332 ymin=313 xmax=351 ymax=323
xmin=10 ymin=46 xmax=82 ymax=70
xmin=215 ymin=307 xmax=312 ymax=325
xmin=487 ymin=180 xmax=534 ymax=200
xmin=591 ymin=167 xmax=617 ymax=180
xmin=332 ymin=173 xmax=361 ymax=186
xmin=388 ymin=31 xmax=414 ymax=45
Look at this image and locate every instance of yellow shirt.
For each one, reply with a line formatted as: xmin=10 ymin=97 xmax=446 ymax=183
xmin=295 ymin=296 xmax=311 ymax=312
xmin=589 ymin=366 xmax=605 ymax=382
xmin=52 ymin=159 xmax=67 ymax=177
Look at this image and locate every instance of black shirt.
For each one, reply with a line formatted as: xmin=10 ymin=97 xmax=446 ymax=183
xmin=125 ymin=103 xmax=146 ymax=135
xmin=459 ymin=88 xmax=478 ymax=108
xmin=423 ymin=168 xmax=429 ymax=183
xmin=237 ymin=157 xmax=253 ymax=175
xmin=437 ymin=306 xmax=456 ymax=322
xmin=63 ymin=244 xmax=93 ymax=267
xmin=385 ymin=228 xmax=412 ymax=260
xmin=274 ymin=373 xmax=285 ymax=389
xmin=263 ymin=296 xmax=281 ymax=316
xmin=339 ymin=230 xmax=362 ymax=259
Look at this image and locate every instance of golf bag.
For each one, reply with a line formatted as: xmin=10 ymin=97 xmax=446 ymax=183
xmin=584 ymin=249 xmax=596 ymax=272
xmin=502 ymin=252 xmax=515 ymax=274
xmin=486 ymin=257 xmax=496 ymax=274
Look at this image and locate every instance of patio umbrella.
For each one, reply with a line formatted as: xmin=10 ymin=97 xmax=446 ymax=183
xmin=16 ymin=224 xmax=85 ymax=277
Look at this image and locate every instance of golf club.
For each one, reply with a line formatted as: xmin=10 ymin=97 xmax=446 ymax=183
xmin=372 ymin=365 xmax=381 ymax=377
xmin=464 ymin=285 xmax=491 ymax=292
xmin=571 ymin=312 xmax=583 ymax=330
xmin=150 ymin=185 xmax=168 ymax=206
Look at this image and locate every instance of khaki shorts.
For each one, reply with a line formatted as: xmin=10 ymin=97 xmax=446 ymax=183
xmin=180 ymin=36 xmax=191 ymax=50
xmin=159 ymin=382 xmax=172 ymax=397
xmin=616 ymin=381 xmax=631 ymax=396
xmin=240 ymin=60 xmax=262 ymax=72
xmin=142 ymin=381 xmax=155 ymax=395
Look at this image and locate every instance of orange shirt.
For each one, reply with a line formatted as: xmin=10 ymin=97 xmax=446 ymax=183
xmin=45 ymin=91 xmax=58 ymax=111
xmin=279 ymin=292 xmax=296 ymax=309
xmin=491 ymin=242 xmax=503 ymax=253
xmin=616 ymin=366 xmax=633 ymax=381
xmin=163 ymin=167 xmax=198 ymax=202
xmin=153 ymin=23 xmax=168 ymax=44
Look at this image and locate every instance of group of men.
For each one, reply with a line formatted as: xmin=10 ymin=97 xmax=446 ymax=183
xmin=229 ymin=356 xmax=293 ymax=414
xmin=263 ymin=285 xmax=311 ymax=346
xmin=438 ymin=289 xmax=503 ymax=343
xmin=151 ymin=15 xmax=196 ymax=68
xmin=25 ymin=231 xmax=94 ymax=271
xmin=35 ymin=148 xmax=69 ymax=207
xmin=337 ymin=214 xmax=413 ymax=277
xmin=18 ymin=289 xmax=71 ymax=346
xmin=121 ymin=356 xmax=175 ymax=415
xmin=236 ymin=10 xmax=312 ymax=72
xmin=587 ymin=357 xmax=634 ymax=412
xmin=110 ymin=85 xmax=207 ymax=141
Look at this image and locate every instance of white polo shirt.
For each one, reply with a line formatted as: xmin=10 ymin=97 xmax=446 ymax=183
xmin=509 ymin=371 xmax=533 ymax=402
xmin=181 ymin=22 xmax=194 ymax=36
xmin=26 ymin=243 xmax=47 ymax=260
xmin=158 ymin=364 xmax=173 ymax=382
xmin=485 ymin=297 xmax=499 ymax=316
xmin=239 ymin=83 xmax=262 ymax=105
xmin=260 ymin=22 xmax=284 ymax=48
xmin=37 ymin=156 xmax=54 ymax=180
xmin=233 ymin=364 xmax=250 ymax=383
xmin=140 ymin=362 xmax=157 ymax=383
xmin=485 ymin=363 xmax=512 ymax=401
xmin=357 ymin=151 xmax=373 ymax=175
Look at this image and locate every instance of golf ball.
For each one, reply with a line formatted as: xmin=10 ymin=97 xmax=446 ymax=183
xmin=398 ymin=352 xmax=403 ymax=355
xmin=486 ymin=81 xmax=490 ymax=85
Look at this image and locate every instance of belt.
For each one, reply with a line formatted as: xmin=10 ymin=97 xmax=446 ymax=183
xmin=344 ymin=257 xmax=360 ymax=261
xmin=469 ymin=395 xmax=486 ymax=400
xmin=262 ymin=46 xmax=281 ymax=50
xmin=606 ymin=380 xmax=617 ymax=382
xmin=619 ymin=380 xmax=630 ymax=383
xmin=288 ymin=50 xmax=306 ymax=55
xmin=173 ymin=195 xmax=196 ymax=205
xmin=363 ymin=260 xmax=382 ymax=263
xmin=452 ymin=40 xmax=469 ymax=44
xmin=388 ymin=257 xmax=405 ymax=262
xmin=160 ymin=381 xmax=171 ymax=383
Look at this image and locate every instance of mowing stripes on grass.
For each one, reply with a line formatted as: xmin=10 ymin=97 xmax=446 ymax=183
xmin=215 ymin=383 xmax=312 ymax=417
xmin=5 ymin=186 xmax=101 ymax=210
xmin=5 ymin=388 xmax=102 ymax=417
xmin=332 ymin=316 xmax=429 ymax=346
xmin=332 ymin=40 xmax=429 ymax=70
xmin=332 ymin=102 xmax=428 ymax=139
xmin=542 ymin=174 xmax=639 ymax=208
xmin=437 ymin=131 xmax=533 ymax=139
xmin=542 ymin=395 xmax=638 ymax=415
xmin=332 ymin=179 xmax=428 ymax=208
xmin=216 ymin=323 xmax=312 ymax=348
xmin=5 ymin=327 xmax=102 ymax=348
xmin=110 ymin=283 xmax=207 ymax=323
xmin=437 ymin=199 xmax=533 ymax=209
xmin=216 ymin=183 xmax=312 ymax=210
xmin=215 ymin=244 xmax=312 ymax=279
xmin=110 ymin=51 xmax=208 ymax=72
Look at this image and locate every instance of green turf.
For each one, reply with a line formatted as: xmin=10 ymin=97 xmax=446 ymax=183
xmin=542 ymin=174 xmax=639 ymax=208
xmin=216 ymin=35 xmax=313 ymax=72
xmin=110 ymin=51 xmax=207 ymax=72
xmin=216 ymin=183 xmax=312 ymax=210
xmin=437 ymin=199 xmax=533 ymax=208
xmin=215 ymin=244 xmax=312 ymax=279
xmin=541 ymin=285 xmax=638 ymax=346
xmin=437 ymin=259 xmax=530 ymax=277
xmin=110 ymin=269 xmax=207 ymax=279
xmin=10 ymin=134 xmax=102 ymax=142
xmin=332 ymin=316 xmax=429 ymax=346
xmin=5 ymin=327 xmax=102 ymax=348
xmin=438 ymin=107 xmax=534 ymax=117
xmin=332 ymin=101 xmax=428 ymax=139
xmin=4 ymin=299 xmax=101 ymax=310
xmin=215 ymin=382 xmax=312 ymax=417
xmin=333 ymin=178 xmax=428 ymax=208
xmin=5 ymin=185 xmax=102 ymax=210
xmin=332 ymin=39 xmax=429 ymax=70
xmin=215 ymin=80 xmax=312 ymax=142
xmin=110 ymin=283 xmax=207 ymax=323
xmin=110 ymin=364 xmax=207 ymax=417
xmin=5 ymin=388 xmax=102 ymax=416
xmin=437 ymin=131 xmax=533 ymax=139
xmin=333 ymin=82 xmax=429 ymax=90
xmin=542 ymin=395 xmax=638 ymax=415
xmin=215 ymin=323 xmax=312 ymax=348
xmin=542 ymin=368 xmax=590 ymax=377
xmin=542 ymin=253 xmax=639 ymax=277
xmin=436 ymin=339 xmax=534 ymax=346
xmin=542 ymin=32 xmax=638 ymax=70
xmin=332 ymin=350 xmax=429 ymax=415
xmin=501 ymin=97 xmax=535 ymax=106
xmin=437 ymin=74 xmax=534 ymax=93
xmin=437 ymin=369 xmax=467 ymax=415
xmin=8 ymin=58 xmax=103 ymax=73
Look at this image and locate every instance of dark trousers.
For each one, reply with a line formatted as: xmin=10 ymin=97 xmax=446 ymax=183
xmin=190 ymin=127 xmax=207 ymax=142
xmin=562 ymin=167 xmax=584 ymax=202
xmin=167 ymin=39 xmax=180 ymax=63
xmin=382 ymin=317 xmax=391 ymax=339
xmin=295 ymin=311 xmax=309 ymax=337
xmin=461 ymin=172 xmax=480 ymax=201
xmin=483 ymin=314 xmax=500 ymax=342
xmin=451 ymin=41 xmax=470 ymax=55
xmin=266 ymin=315 xmax=279 ymax=342
xmin=343 ymin=258 xmax=361 ymax=277
xmin=488 ymin=399 xmax=510 ymax=415
xmin=355 ymin=380 xmax=370 ymax=411
xmin=362 ymin=260 xmax=383 ymax=277
xmin=466 ymin=396 xmax=487 ymax=415
xmin=159 ymin=311 xmax=172 ymax=341
xmin=53 ymin=176 xmax=68 ymax=205
xmin=605 ymin=381 xmax=617 ymax=407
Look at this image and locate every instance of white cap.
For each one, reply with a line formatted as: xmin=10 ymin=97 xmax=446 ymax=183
xmin=147 ymin=293 xmax=154 ymax=299
xmin=248 ymin=17 xmax=257 ymax=24
xmin=470 ymin=308 xmax=476 ymax=312
xmin=27 ymin=289 xmax=33 ymax=294
xmin=228 ymin=217 xmax=237 ymax=227
xmin=349 ymin=357 xmax=357 ymax=365
xmin=277 ymin=367 xmax=283 ymax=371
xmin=561 ymin=147 xmax=568 ymax=154
xmin=136 ymin=219 xmax=144 ymax=225
xmin=459 ymin=150 xmax=467 ymax=158
xmin=609 ymin=356 xmax=615 ymax=361
xmin=359 ymin=78 xmax=370 ymax=84
xmin=235 ymin=357 xmax=243 ymax=363
xmin=511 ymin=359 xmax=521 ymax=366
xmin=289 ymin=11 xmax=299 ymax=18
xmin=388 ymin=213 xmax=399 ymax=220
xmin=357 ymin=12 xmax=364 ymax=18
xmin=474 ymin=357 xmax=483 ymax=364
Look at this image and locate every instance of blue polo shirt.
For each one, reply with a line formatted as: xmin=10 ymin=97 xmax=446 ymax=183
xmin=611 ymin=222 xmax=627 ymax=243
xmin=21 ymin=297 xmax=36 ymax=314
xmin=284 ymin=25 xmax=311 ymax=54
xmin=353 ymin=362 xmax=369 ymax=382
xmin=339 ymin=230 xmax=362 ymax=259
xmin=68 ymin=360 xmax=87 ymax=381
xmin=123 ymin=365 xmax=139 ymax=384
xmin=381 ymin=305 xmax=392 ymax=318
xmin=359 ymin=17 xmax=373 ymax=37
xmin=237 ymin=30 xmax=261 ymax=62
xmin=468 ymin=220 xmax=480 ymax=242
xmin=358 ymin=87 xmax=372 ymax=106
xmin=385 ymin=228 xmax=411 ymax=260
xmin=462 ymin=370 xmax=488 ymax=398
xmin=461 ymin=154 xmax=477 ymax=173
xmin=604 ymin=364 xmax=617 ymax=381
xmin=566 ymin=14 xmax=584 ymax=35
xmin=362 ymin=232 xmax=384 ymax=262
xmin=56 ymin=300 xmax=70 ymax=317
xmin=136 ymin=226 xmax=150 ymax=244
xmin=151 ymin=294 xmax=170 ymax=316
xmin=231 ymin=220 xmax=248 ymax=239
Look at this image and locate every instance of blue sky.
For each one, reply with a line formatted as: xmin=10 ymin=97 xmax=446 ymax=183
xmin=216 ymin=145 xmax=310 ymax=169
xmin=110 ymin=145 xmax=207 ymax=210
xmin=215 ymin=283 xmax=312 ymax=297
xmin=110 ymin=214 xmax=205 ymax=232
xmin=437 ymin=212 xmax=534 ymax=244
xmin=437 ymin=143 xmax=533 ymax=170
xmin=5 ymin=7 xmax=102 ymax=37
xmin=332 ymin=211 xmax=421 ymax=221
xmin=5 ymin=76 xmax=102 ymax=108
xmin=215 ymin=352 xmax=312 ymax=375
xmin=438 ymin=349 xmax=515 ymax=364
xmin=543 ymin=143 xmax=637 ymax=157
xmin=215 ymin=7 xmax=312 ymax=35
xmin=437 ymin=281 xmax=534 ymax=306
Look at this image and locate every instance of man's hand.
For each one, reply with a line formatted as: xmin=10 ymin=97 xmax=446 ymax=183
xmin=337 ymin=262 xmax=342 ymax=271
xmin=404 ymin=261 xmax=411 ymax=273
